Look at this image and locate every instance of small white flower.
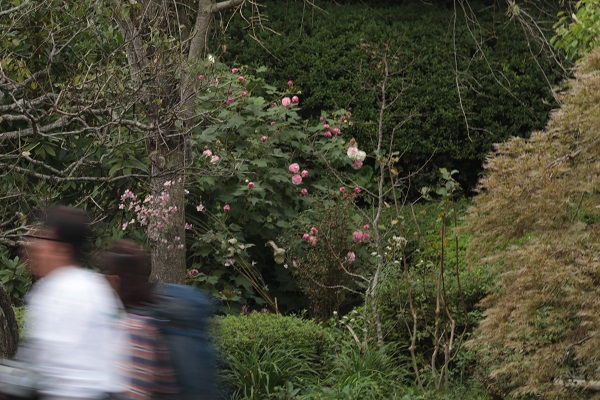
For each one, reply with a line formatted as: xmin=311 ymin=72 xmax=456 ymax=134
xmin=356 ymin=150 xmax=367 ymax=162
xmin=208 ymin=54 xmax=215 ymax=63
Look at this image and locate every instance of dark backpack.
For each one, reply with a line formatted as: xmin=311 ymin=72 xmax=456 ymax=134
xmin=144 ymin=283 xmax=217 ymax=400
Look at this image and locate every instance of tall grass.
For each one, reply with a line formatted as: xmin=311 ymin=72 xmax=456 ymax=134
xmin=220 ymin=339 xmax=319 ymax=399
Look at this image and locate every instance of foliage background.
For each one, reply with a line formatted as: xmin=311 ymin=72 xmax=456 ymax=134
xmin=219 ymin=0 xmax=566 ymax=193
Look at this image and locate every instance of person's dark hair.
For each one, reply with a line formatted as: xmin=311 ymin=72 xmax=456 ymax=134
xmin=99 ymin=239 xmax=154 ymax=308
xmin=38 ymin=206 xmax=93 ymax=262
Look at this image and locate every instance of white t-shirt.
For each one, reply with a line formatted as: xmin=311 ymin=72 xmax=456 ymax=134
xmin=23 ymin=266 xmax=126 ymax=398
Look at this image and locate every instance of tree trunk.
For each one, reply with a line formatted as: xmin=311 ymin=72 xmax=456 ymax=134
xmin=109 ymin=0 xmax=244 ymax=283
xmin=0 ymin=283 xmax=18 ymax=359
xmin=149 ymin=135 xmax=187 ymax=283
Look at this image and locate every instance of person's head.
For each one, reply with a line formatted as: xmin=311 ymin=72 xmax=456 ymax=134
xmin=23 ymin=206 xmax=93 ymax=277
xmin=98 ymin=239 xmax=154 ymax=308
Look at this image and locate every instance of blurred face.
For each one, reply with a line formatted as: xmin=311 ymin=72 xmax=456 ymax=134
xmin=22 ymin=228 xmax=72 ymax=277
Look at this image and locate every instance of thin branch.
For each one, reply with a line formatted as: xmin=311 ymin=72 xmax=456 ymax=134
xmin=0 ymin=1 xmax=30 ymax=17
xmin=211 ymin=0 xmax=244 ymax=13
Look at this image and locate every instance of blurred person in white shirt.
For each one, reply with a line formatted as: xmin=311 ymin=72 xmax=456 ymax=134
xmin=19 ymin=206 xmax=126 ymax=400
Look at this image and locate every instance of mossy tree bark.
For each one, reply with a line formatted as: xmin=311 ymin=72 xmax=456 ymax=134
xmin=0 ymin=283 xmax=18 ymax=359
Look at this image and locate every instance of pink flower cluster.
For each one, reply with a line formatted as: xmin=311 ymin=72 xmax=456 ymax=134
xmin=339 ymin=185 xmax=362 ymax=199
xmin=186 ymin=268 xmax=199 ymax=278
xmin=302 ymin=226 xmax=318 ymax=246
xmin=231 ymin=68 xmax=245 ymax=82
xmin=352 ymin=224 xmax=371 ymax=243
xmin=346 ymin=139 xmax=366 ymax=169
xmin=119 ymin=188 xmax=183 ymax=249
xmin=281 ymin=96 xmax=299 ymax=107
xmin=289 ymin=163 xmax=310 ymax=196
xmin=203 ymin=149 xmax=219 ymax=163
xmin=320 ymin=118 xmax=343 ymax=139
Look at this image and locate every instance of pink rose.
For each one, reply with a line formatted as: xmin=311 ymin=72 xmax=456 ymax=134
xmin=363 ymin=233 xmax=371 ymax=241
xmin=340 ymin=187 xmax=346 ymax=193
xmin=291 ymin=174 xmax=302 ymax=185
xmin=241 ymin=91 xmax=247 ymax=97
xmin=363 ymin=224 xmax=370 ymax=231
xmin=292 ymin=96 xmax=299 ymax=103
xmin=248 ymin=182 xmax=255 ymax=189
xmin=323 ymin=124 xmax=330 ymax=130
xmin=210 ymin=155 xmax=219 ymax=163
xmin=302 ymin=233 xmax=310 ymax=241
xmin=282 ymin=97 xmax=291 ymax=107
xmin=238 ymin=76 xmax=244 ymax=82
xmin=319 ymin=116 xmax=326 ymax=122
xmin=310 ymin=227 xmax=318 ymax=235
xmin=332 ymin=128 xmax=341 ymax=135
xmin=198 ymin=74 xmax=205 ymax=81
xmin=301 ymin=170 xmax=309 ymax=178
xmin=261 ymin=136 xmax=268 ymax=142
xmin=353 ymin=186 xmax=361 ymax=194
xmin=288 ymin=80 xmax=293 ymax=86
xmin=324 ymin=131 xmax=332 ymax=138
xmin=226 ymin=98 xmax=235 ymax=105
xmin=288 ymin=163 xmax=300 ymax=173
xmin=187 ymin=271 xmax=191 ymax=278
xmin=308 ymin=236 xmax=317 ymax=246
xmin=270 ymin=121 xmax=276 ymax=126
xmin=352 ymin=230 xmax=364 ymax=243
xmin=232 ymin=68 xmax=239 ymax=74
xmin=301 ymin=188 xmax=308 ymax=196
xmin=223 ymin=204 xmax=230 ymax=212
xmin=191 ymin=269 xmax=199 ymax=276
xmin=203 ymin=149 xmax=212 ymax=157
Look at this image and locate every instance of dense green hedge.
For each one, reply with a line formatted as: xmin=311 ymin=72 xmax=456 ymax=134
xmin=211 ymin=312 xmax=335 ymax=398
xmin=220 ymin=0 xmax=566 ymax=193
xmin=212 ymin=311 xmax=333 ymax=359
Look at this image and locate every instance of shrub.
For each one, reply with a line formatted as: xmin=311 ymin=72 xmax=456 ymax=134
xmin=212 ymin=312 xmax=334 ymax=398
xmin=463 ymin=48 xmax=600 ymax=398
xmin=281 ymin=193 xmax=368 ymax=320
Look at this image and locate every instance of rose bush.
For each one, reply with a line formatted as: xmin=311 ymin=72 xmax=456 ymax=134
xmin=118 ymin=61 xmax=373 ymax=311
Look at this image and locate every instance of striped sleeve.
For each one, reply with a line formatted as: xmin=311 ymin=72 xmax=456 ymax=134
xmin=120 ymin=314 xmax=178 ymax=399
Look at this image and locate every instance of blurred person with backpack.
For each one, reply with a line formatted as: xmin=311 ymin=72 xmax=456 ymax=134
xmin=15 ymin=206 xmax=126 ymax=400
xmin=99 ymin=239 xmax=218 ymax=400
xmin=98 ymin=240 xmax=178 ymax=400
